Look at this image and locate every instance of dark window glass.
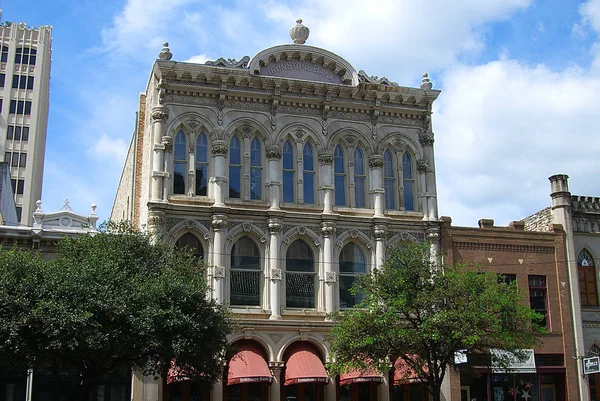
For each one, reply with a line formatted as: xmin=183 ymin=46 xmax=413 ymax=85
xmin=339 ymin=243 xmax=367 ymax=308
xmin=303 ymin=143 xmax=315 ymax=204
xmin=230 ymin=237 xmax=261 ymax=306
xmin=4 ymin=152 xmax=10 ymax=163
xmin=16 ymin=179 xmax=24 ymax=195
xmin=19 ymin=153 xmax=26 ymax=167
xmin=384 ymin=149 xmax=396 ymax=209
xmin=250 ymin=138 xmax=262 ymax=200
xmin=24 ymin=101 xmax=31 ymax=115
xmin=11 ymin=153 xmax=18 ymax=167
xmin=1 ymin=46 xmax=8 ymax=62
xmin=15 ymin=48 xmax=36 ymax=65
xmin=354 ymin=147 xmax=366 ymax=208
xmin=7 ymin=125 xmax=13 ymax=140
xmin=9 ymin=100 xmax=16 ymax=114
xmin=10 ymin=179 xmax=16 ymax=194
xmin=403 ymin=152 xmax=414 ymax=211
xmin=14 ymin=126 xmax=22 ymax=140
xmin=529 ymin=275 xmax=548 ymax=328
xmin=500 ymin=274 xmax=517 ymax=285
xmin=22 ymin=127 xmax=29 ymax=141
xmin=12 ymin=74 xmax=18 ymax=88
xmin=195 ymin=133 xmax=208 ymax=196
xmin=20 ymin=76 xmax=27 ymax=89
xmin=578 ymin=250 xmax=598 ymax=306
xmin=229 ymin=135 xmax=241 ymax=198
xmin=175 ymin=233 xmax=203 ymax=260
xmin=15 ymin=207 xmax=21 ymax=223
xmin=0 ymin=73 xmax=4 ymax=87
xmin=30 ymin=49 xmax=37 ymax=66
xmin=26 ymin=76 xmax=33 ymax=90
xmin=334 ymin=145 xmax=345 ymax=206
xmin=173 ymin=131 xmax=186 ymax=194
xmin=283 ymin=140 xmax=294 ymax=203
xmin=286 ymin=239 xmax=315 ymax=308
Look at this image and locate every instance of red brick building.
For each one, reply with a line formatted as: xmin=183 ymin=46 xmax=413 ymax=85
xmin=440 ymin=217 xmax=580 ymax=401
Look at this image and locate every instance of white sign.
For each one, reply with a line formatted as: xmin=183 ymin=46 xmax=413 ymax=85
xmin=259 ymin=60 xmax=343 ymax=84
xmin=491 ymin=349 xmax=536 ymax=373
xmin=584 ymin=356 xmax=600 ymax=374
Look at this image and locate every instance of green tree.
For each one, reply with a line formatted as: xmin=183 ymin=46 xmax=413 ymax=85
xmin=0 ymin=226 xmax=233 ymax=401
xmin=329 ymin=242 xmax=543 ymax=401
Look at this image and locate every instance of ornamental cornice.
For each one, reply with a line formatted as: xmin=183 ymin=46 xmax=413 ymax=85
xmin=454 ymin=242 xmax=555 ymax=254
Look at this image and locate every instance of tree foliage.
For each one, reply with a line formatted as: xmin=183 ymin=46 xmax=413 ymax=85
xmin=0 ymin=226 xmax=233 ymax=401
xmin=329 ymin=242 xmax=543 ymax=401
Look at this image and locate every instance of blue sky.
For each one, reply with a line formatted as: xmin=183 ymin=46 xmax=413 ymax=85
xmin=4 ymin=0 xmax=600 ymax=226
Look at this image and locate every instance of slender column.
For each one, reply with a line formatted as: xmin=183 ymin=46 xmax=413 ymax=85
xmin=187 ymin=143 xmax=195 ymax=197
xmin=427 ymin=231 xmax=440 ymax=265
xmin=25 ymin=368 xmax=33 ymax=401
xmin=211 ymin=141 xmax=228 ymax=206
xmin=162 ymin=136 xmax=173 ymax=201
xmin=417 ymin=159 xmax=428 ymax=220
xmin=242 ymin=132 xmax=252 ymax=201
xmin=211 ymin=380 xmax=223 ymax=401
xmin=268 ymin=217 xmax=283 ymax=319
xmin=325 ymin=379 xmax=336 ymax=401
xmin=419 ymin=131 xmax=437 ymax=221
xmin=147 ymin=210 xmax=165 ymax=244
xmin=348 ymin=146 xmax=356 ymax=208
xmin=295 ymin=139 xmax=304 ymax=203
xmin=269 ymin=363 xmax=283 ymax=401
xmin=151 ymin=107 xmax=169 ymax=202
xmin=373 ymin=224 xmax=387 ymax=270
xmin=378 ymin=375 xmax=390 ymax=401
xmin=322 ymin=221 xmax=336 ymax=313
xmin=318 ymin=151 xmax=334 ymax=214
xmin=211 ymin=214 xmax=228 ymax=304
xmin=267 ymin=146 xmax=282 ymax=210
xmin=369 ymin=155 xmax=384 ymax=218
xmin=141 ymin=373 xmax=162 ymax=401
xmin=393 ymin=140 xmax=407 ymax=211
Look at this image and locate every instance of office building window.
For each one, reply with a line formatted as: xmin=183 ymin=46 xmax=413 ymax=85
xmin=12 ymin=75 xmax=33 ymax=90
xmin=15 ymin=207 xmax=22 ymax=223
xmin=9 ymin=100 xmax=32 ymax=115
xmin=11 ymin=179 xmax=24 ymax=195
xmin=7 ymin=126 xmax=29 ymax=141
xmin=1 ymin=46 xmax=8 ymax=63
xmin=0 ymin=73 xmax=4 ymax=87
xmin=5 ymin=152 xmax=27 ymax=168
xmin=15 ymin=47 xmax=37 ymax=65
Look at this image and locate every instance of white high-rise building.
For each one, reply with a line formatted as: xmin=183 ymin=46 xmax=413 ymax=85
xmin=0 ymin=20 xmax=52 ymax=225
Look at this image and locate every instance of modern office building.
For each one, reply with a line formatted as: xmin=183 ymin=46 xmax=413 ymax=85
xmin=112 ymin=20 xmax=442 ymax=401
xmin=0 ymin=20 xmax=52 ymax=225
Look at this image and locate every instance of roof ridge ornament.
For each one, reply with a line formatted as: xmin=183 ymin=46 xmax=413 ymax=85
xmin=290 ymin=19 xmax=309 ymax=44
xmin=158 ymin=42 xmax=173 ymax=60
xmin=420 ymin=72 xmax=433 ymax=90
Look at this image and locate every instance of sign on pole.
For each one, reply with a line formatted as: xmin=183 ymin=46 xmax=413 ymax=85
xmin=584 ymin=356 xmax=600 ymax=375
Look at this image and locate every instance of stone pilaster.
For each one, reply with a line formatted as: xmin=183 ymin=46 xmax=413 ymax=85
xmin=151 ymin=106 xmax=169 ymax=202
xmin=369 ymin=155 xmax=384 ymax=217
xmin=419 ymin=129 xmax=438 ymax=221
xmin=267 ymin=145 xmax=282 ymax=210
xmin=319 ymin=151 xmax=334 ymax=214
xmin=321 ymin=221 xmax=337 ymax=313
xmin=268 ymin=217 xmax=283 ymax=319
xmin=373 ymin=224 xmax=387 ymax=270
xmin=211 ymin=214 xmax=228 ymax=304
xmin=211 ymin=140 xmax=228 ymax=206
xmin=269 ymin=362 xmax=284 ymax=401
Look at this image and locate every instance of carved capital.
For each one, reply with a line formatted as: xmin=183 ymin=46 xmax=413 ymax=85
xmin=417 ymin=158 xmax=428 ymax=172
xmin=162 ymin=136 xmax=173 ymax=153
xmin=147 ymin=210 xmax=165 ymax=233
xmin=318 ymin=151 xmax=333 ymax=165
xmin=266 ymin=145 xmax=282 ymax=160
xmin=151 ymin=107 xmax=169 ymax=122
xmin=419 ymin=131 xmax=434 ymax=147
xmin=369 ymin=155 xmax=384 ymax=169
xmin=268 ymin=217 xmax=283 ymax=234
xmin=212 ymin=140 xmax=229 ymax=157
xmin=211 ymin=214 xmax=229 ymax=231
xmin=321 ymin=222 xmax=337 ymax=237
xmin=373 ymin=224 xmax=387 ymax=240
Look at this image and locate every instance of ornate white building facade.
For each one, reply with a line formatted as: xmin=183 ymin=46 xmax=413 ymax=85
xmin=112 ymin=20 xmax=442 ymax=401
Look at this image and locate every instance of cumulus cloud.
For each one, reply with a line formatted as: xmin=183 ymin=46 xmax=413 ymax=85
xmin=186 ymin=54 xmax=211 ymax=64
xmin=580 ymin=0 xmax=600 ymax=33
xmin=91 ymin=134 xmax=128 ymax=161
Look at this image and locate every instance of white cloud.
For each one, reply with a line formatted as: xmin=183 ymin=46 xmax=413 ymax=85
xmin=186 ymin=54 xmax=211 ymax=64
xmin=580 ymin=0 xmax=600 ymax=33
xmin=91 ymin=134 xmax=128 ymax=161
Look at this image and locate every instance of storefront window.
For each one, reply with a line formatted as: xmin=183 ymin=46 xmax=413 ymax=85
xmin=490 ymin=374 xmax=538 ymax=401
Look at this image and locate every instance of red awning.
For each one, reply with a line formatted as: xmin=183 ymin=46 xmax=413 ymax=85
xmin=393 ymin=357 xmax=426 ymax=385
xmin=284 ymin=344 xmax=329 ymax=386
xmin=339 ymin=367 xmax=384 ymax=386
xmin=227 ymin=342 xmax=273 ymax=385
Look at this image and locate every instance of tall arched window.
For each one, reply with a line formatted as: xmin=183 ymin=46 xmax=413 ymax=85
xmin=339 ymin=243 xmax=367 ymax=308
xmin=286 ymin=240 xmax=315 ymax=309
xmin=230 ymin=237 xmax=261 ymax=306
xmin=303 ymin=143 xmax=315 ymax=204
xmin=403 ymin=152 xmax=415 ymax=211
xmin=354 ymin=148 xmax=366 ymax=208
xmin=173 ymin=131 xmax=187 ymax=195
xmin=195 ymin=133 xmax=208 ymax=196
xmin=250 ymin=138 xmax=262 ymax=200
xmin=283 ymin=140 xmax=295 ymax=203
xmin=334 ymin=145 xmax=346 ymax=206
xmin=384 ymin=149 xmax=396 ymax=209
xmin=578 ymin=249 xmax=598 ymax=306
xmin=229 ymin=135 xmax=242 ymax=198
xmin=175 ymin=233 xmax=203 ymax=260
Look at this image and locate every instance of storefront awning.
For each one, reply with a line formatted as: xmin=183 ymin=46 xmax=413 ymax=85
xmin=393 ymin=357 xmax=426 ymax=385
xmin=227 ymin=343 xmax=273 ymax=385
xmin=491 ymin=349 xmax=536 ymax=374
xmin=339 ymin=368 xmax=384 ymax=386
xmin=284 ymin=344 xmax=329 ymax=386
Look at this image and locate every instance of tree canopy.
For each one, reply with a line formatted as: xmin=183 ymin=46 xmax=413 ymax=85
xmin=329 ymin=241 xmax=544 ymax=401
xmin=0 ymin=226 xmax=233 ymax=401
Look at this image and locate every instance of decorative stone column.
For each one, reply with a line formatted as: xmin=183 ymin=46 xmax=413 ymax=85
xmin=369 ymin=155 xmax=384 ymax=217
xmin=147 ymin=209 xmax=165 ymax=243
xmin=267 ymin=145 xmax=282 ymax=210
xmin=211 ymin=140 xmax=228 ymax=206
xmin=211 ymin=214 xmax=228 ymax=304
xmin=373 ymin=224 xmax=387 ymax=270
xmin=419 ymin=130 xmax=438 ymax=221
xmin=347 ymin=144 xmax=356 ymax=208
xmin=321 ymin=221 xmax=336 ymax=314
xmin=319 ymin=150 xmax=334 ymax=213
xmin=162 ymin=136 xmax=173 ymax=201
xmin=151 ymin=106 xmax=169 ymax=202
xmin=187 ymin=142 xmax=195 ymax=197
xmin=417 ymin=158 xmax=429 ymax=219
xmin=427 ymin=230 xmax=440 ymax=264
xmin=242 ymin=131 xmax=252 ymax=201
xmin=269 ymin=362 xmax=284 ymax=401
xmin=393 ymin=139 xmax=407 ymax=211
xmin=268 ymin=217 xmax=283 ymax=319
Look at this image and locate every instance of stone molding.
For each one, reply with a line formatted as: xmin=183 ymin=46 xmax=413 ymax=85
xmin=266 ymin=145 xmax=282 ymax=160
xmin=454 ymin=242 xmax=555 ymax=254
xmin=318 ymin=151 xmax=333 ymax=165
xmin=369 ymin=155 xmax=384 ymax=169
xmin=151 ymin=107 xmax=169 ymax=122
xmin=212 ymin=140 xmax=229 ymax=156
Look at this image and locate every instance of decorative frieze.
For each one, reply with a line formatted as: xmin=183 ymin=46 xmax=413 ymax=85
xmin=325 ymin=271 xmax=337 ymax=283
xmin=454 ymin=242 xmax=555 ymax=254
xmin=214 ymin=266 xmax=226 ymax=278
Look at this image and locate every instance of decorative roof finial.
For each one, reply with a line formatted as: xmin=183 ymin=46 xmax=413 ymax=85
xmin=290 ymin=19 xmax=309 ymax=44
xmin=420 ymin=72 xmax=433 ymax=90
xmin=158 ymin=42 xmax=173 ymax=60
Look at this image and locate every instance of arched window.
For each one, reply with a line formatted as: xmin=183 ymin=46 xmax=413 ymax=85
xmin=230 ymin=237 xmax=261 ymax=306
xmin=384 ymin=149 xmax=396 ymax=209
xmin=229 ymin=135 xmax=242 ymax=199
xmin=303 ymin=143 xmax=315 ymax=204
xmin=403 ymin=152 xmax=415 ymax=211
xmin=250 ymin=138 xmax=262 ymax=200
xmin=283 ymin=140 xmax=295 ymax=203
xmin=339 ymin=243 xmax=367 ymax=308
xmin=286 ymin=240 xmax=316 ymax=309
xmin=354 ymin=148 xmax=366 ymax=208
xmin=175 ymin=233 xmax=203 ymax=260
xmin=195 ymin=133 xmax=208 ymax=196
xmin=173 ymin=131 xmax=187 ymax=195
xmin=334 ymin=145 xmax=346 ymax=206
xmin=578 ymin=249 xmax=598 ymax=306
